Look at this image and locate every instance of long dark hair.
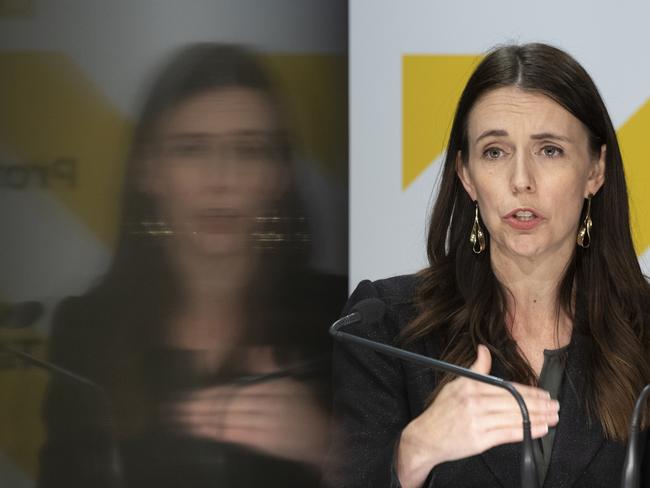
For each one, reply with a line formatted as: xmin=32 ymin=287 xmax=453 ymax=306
xmin=94 ymin=43 xmax=311 ymax=352
xmin=401 ymin=43 xmax=650 ymax=440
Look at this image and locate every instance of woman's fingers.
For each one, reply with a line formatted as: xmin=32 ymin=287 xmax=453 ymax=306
xmin=449 ymin=376 xmax=559 ymax=420
xmin=160 ymin=378 xmax=321 ymax=434
xmin=469 ymin=344 xmax=493 ymax=375
xmin=480 ymin=410 xmax=558 ymax=433
xmin=469 ymin=380 xmax=551 ymax=400
xmin=403 ymin=345 xmax=563 ymax=470
xmin=466 ymin=410 xmax=556 ymax=453
xmin=478 ymin=421 xmax=550 ymax=451
xmin=477 ymin=393 xmax=559 ymax=417
xmin=159 ymin=379 xmax=329 ymax=465
xmin=448 ymin=382 xmax=558 ymax=419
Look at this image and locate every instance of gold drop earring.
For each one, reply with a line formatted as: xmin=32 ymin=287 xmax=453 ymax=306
xmin=576 ymin=193 xmax=593 ymax=248
xmin=470 ymin=201 xmax=486 ymax=254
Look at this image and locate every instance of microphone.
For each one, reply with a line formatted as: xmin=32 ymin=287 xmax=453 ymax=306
xmin=330 ymin=298 xmax=540 ymax=488
xmin=1 ymin=344 xmax=103 ymax=391
xmin=0 ymin=315 xmax=124 ymax=488
xmin=620 ymin=384 xmax=650 ymax=488
xmin=330 ymin=298 xmax=386 ymax=331
xmin=1 ymin=345 xmax=124 ymax=488
xmin=229 ymin=356 xmax=329 ymax=387
xmin=1 ymin=301 xmax=46 ymax=364
xmin=0 ymin=301 xmax=44 ymax=328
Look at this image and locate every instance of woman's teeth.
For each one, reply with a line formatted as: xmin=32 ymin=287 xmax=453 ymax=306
xmin=515 ymin=210 xmax=535 ymax=221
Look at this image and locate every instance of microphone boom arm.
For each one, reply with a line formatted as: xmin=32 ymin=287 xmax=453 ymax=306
xmin=330 ymin=317 xmax=540 ymax=488
xmin=621 ymin=383 xmax=650 ymax=488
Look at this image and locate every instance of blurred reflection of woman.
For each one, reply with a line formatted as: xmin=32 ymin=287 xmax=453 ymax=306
xmin=39 ymin=43 xmax=346 ymax=488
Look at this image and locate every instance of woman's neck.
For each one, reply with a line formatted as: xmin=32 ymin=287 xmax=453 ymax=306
xmin=490 ymin=246 xmax=574 ymax=350
xmin=170 ymin=240 xmax=257 ymax=306
xmin=159 ymin=241 xmax=259 ymax=349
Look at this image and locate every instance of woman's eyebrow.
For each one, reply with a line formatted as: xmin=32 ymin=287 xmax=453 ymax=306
xmin=161 ymin=130 xmax=276 ymax=141
xmin=530 ymin=132 xmax=573 ymax=143
xmin=474 ymin=130 xmax=573 ymax=145
xmin=475 ymin=129 xmax=508 ymax=144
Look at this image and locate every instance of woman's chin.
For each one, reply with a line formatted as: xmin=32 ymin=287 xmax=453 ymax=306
xmin=494 ymin=237 xmax=547 ymax=260
xmin=190 ymin=232 xmax=250 ymax=258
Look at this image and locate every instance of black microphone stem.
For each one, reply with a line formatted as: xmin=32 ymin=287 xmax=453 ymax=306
xmin=621 ymin=383 xmax=650 ymax=488
xmin=331 ymin=319 xmax=540 ymax=488
xmin=2 ymin=345 xmax=100 ymax=391
xmin=1 ymin=344 xmax=124 ymax=488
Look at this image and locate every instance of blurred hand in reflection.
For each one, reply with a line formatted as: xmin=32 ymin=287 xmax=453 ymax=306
xmin=161 ymin=378 xmax=329 ymax=466
xmin=159 ymin=347 xmax=329 ymax=467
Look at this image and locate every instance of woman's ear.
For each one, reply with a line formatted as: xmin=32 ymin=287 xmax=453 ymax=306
xmin=586 ymin=144 xmax=606 ymax=196
xmin=455 ymin=150 xmax=477 ymax=201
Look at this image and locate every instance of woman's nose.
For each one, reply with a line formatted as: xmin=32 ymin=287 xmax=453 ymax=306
xmin=510 ymin=153 xmax=535 ymax=193
xmin=203 ymin=157 xmax=239 ymax=191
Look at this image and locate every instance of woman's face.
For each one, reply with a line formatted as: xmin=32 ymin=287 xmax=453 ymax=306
xmin=140 ymin=87 xmax=288 ymax=257
xmin=457 ymin=86 xmax=605 ymax=263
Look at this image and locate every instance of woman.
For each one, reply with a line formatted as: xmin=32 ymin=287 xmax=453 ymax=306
xmin=38 ymin=43 xmax=347 ymax=488
xmin=325 ymin=43 xmax=650 ymax=487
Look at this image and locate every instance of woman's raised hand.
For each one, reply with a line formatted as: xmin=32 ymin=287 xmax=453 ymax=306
xmin=396 ymin=345 xmax=559 ymax=488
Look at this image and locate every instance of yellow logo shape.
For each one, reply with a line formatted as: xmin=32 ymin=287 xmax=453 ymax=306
xmin=0 ymin=52 xmax=131 ymax=247
xmin=263 ymin=54 xmax=347 ymax=180
xmin=618 ymin=99 xmax=650 ymax=256
xmin=402 ymin=55 xmax=482 ymax=189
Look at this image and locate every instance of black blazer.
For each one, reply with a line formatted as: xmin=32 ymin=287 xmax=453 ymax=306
xmin=38 ymin=272 xmax=348 ymax=488
xmin=323 ymin=275 xmax=650 ymax=488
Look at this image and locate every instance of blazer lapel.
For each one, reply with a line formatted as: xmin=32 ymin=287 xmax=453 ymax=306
xmin=543 ymin=332 xmax=604 ymax=487
xmin=479 ymin=357 xmax=523 ymax=488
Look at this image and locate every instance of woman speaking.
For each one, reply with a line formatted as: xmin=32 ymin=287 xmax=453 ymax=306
xmin=325 ymin=43 xmax=650 ymax=487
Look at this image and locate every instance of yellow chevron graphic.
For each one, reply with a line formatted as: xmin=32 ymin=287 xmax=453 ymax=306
xmin=403 ymin=55 xmax=649 ymax=256
xmin=402 ymin=55 xmax=482 ymax=188
xmin=0 ymin=52 xmax=131 ymax=247
xmin=618 ymin=99 xmax=650 ymax=256
xmin=263 ymin=54 xmax=347 ymax=180
xmin=0 ymin=53 xmax=130 ymax=477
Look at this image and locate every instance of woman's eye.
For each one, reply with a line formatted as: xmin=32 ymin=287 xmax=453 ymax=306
xmin=541 ymin=146 xmax=564 ymax=158
xmin=163 ymin=141 xmax=211 ymax=159
xmin=232 ymin=143 xmax=282 ymax=163
xmin=483 ymin=147 xmax=504 ymax=160
xmin=234 ymin=144 xmax=267 ymax=160
xmin=175 ymin=143 xmax=208 ymax=156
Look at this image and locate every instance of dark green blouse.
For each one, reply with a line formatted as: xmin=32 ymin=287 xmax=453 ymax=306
xmin=534 ymin=345 xmax=569 ymax=486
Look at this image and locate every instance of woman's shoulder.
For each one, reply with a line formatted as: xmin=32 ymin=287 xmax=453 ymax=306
xmin=347 ymin=273 xmax=419 ymax=307
xmin=343 ymin=274 xmax=421 ymax=338
xmin=52 ymin=290 xmax=113 ymax=333
xmin=49 ymin=290 xmax=119 ymax=363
